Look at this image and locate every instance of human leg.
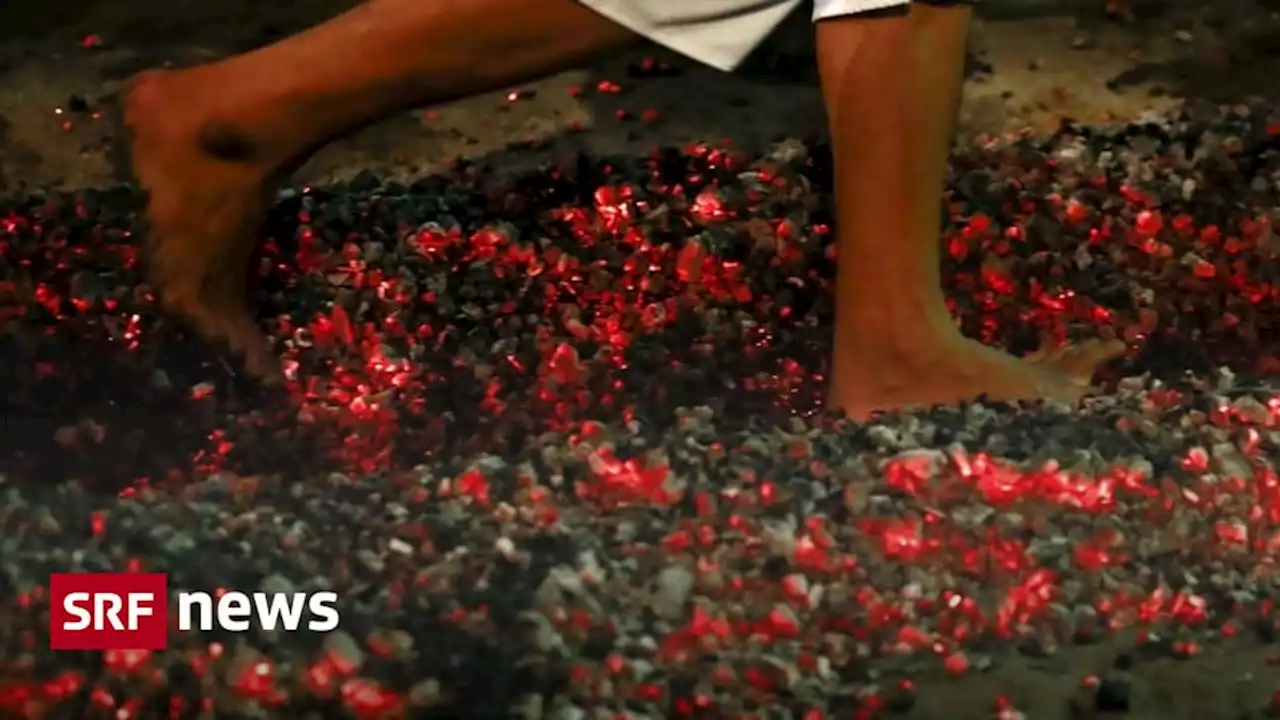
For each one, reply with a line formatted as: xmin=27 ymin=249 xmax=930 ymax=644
xmin=814 ymin=1 xmax=1123 ymax=417
xmin=121 ymin=0 xmax=1122 ymax=414
xmin=120 ymin=0 xmax=644 ymax=381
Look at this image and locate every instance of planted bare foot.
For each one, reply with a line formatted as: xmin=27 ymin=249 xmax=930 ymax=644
xmin=118 ymin=70 xmax=284 ymax=383
xmin=830 ymin=325 xmax=1125 ymax=419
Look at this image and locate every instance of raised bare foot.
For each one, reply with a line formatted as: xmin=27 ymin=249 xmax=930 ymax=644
xmin=117 ymin=70 xmax=284 ymax=383
xmin=830 ymin=325 xmax=1126 ymax=419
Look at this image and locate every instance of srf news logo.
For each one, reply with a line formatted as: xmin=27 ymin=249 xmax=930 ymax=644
xmin=49 ymin=573 xmax=340 ymax=650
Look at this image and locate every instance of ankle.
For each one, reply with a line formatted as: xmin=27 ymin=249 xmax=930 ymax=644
xmin=841 ymin=283 xmax=953 ymax=331
xmin=125 ymin=67 xmax=287 ymax=172
xmin=836 ymin=302 xmax=962 ymax=358
xmin=123 ymin=69 xmax=179 ymax=126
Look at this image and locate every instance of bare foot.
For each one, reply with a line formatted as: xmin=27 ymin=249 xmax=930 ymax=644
xmin=118 ymin=70 xmax=284 ymax=383
xmin=830 ymin=327 xmax=1126 ymax=419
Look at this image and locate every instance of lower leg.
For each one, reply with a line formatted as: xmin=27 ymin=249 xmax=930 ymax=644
xmin=817 ymin=4 xmax=1122 ymax=417
xmin=171 ymin=0 xmax=638 ymax=167
xmin=122 ymin=0 xmax=638 ymax=380
xmin=819 ymin=7 xmax=947 ymax=333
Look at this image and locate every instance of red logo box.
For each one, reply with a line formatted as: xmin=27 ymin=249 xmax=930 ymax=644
xmin=48 ymin=573 xmax=169 ymax=650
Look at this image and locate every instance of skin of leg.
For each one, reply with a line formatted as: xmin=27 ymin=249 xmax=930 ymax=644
xmin=184 ymin=0 xmax=640 ymax=166
xmin=121 ymin=0 xmax=639 ymax=381
xmin=815 ymin=3 xmax=1123 ymax=418
xmin=124 ymin=0 xmax=1121 ymax=410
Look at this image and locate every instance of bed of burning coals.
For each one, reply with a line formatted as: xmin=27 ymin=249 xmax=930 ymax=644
xmin=4 ymin=101 xmax=1280 ymax=719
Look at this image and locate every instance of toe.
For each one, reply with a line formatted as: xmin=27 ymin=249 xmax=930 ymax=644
xmin=210 ymin=287 xmax=282 ymax=383
xmin=154 ymin=271 xmax=280 ymax=383
xmin=226 ymin=318 xmax=282 ymax=384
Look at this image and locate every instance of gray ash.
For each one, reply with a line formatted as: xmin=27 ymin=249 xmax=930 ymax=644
xmin=3 ymin=102 xmax=1280 ymax=717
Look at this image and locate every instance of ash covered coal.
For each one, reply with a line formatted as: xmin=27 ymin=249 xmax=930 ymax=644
xmin=4 ymin=102 xmax=1280 ymax=718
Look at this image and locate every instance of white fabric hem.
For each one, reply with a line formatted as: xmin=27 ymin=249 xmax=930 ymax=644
xmin=579 ymin=0 xmax=914 ymax=72
xmin=578 ymin=0 xmax=774 ymax=72
xmin=813 ymin=0 xmax=912 ymax=20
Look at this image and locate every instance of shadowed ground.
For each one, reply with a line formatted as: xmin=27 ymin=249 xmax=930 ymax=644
xmin=3 ymin=0 xmax=1280 ymax=193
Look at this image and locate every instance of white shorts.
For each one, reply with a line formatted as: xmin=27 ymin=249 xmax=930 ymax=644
xmin=580 ymin=0 xmax=914 ymax=72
